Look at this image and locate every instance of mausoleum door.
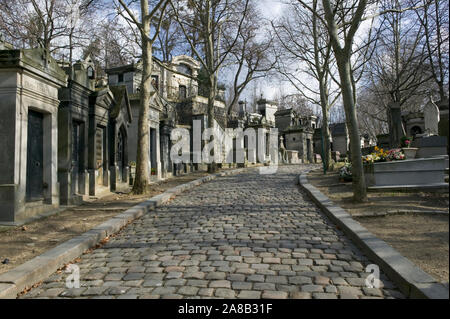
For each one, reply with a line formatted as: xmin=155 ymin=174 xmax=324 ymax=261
xmin=71 ymin=122 xmax=81 ymax=195
xmin=307 ymin=139 xmax=312 ymax=162
xmin=26 ymin=110 xmax=44 ymax=202
xmin=117 ymin=129 xmax=124 ymax=181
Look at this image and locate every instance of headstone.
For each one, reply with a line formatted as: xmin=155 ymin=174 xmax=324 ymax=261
xmin=376 ymin=134 xmax=390 ymax=150
xmin=388 ymin=102 xmax=405 ymax=148
xmin=424 ymin=98 xmax=440 ymax=136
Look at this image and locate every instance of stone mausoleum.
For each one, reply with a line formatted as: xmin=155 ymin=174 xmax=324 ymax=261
xmin=275 ymin=108 xmax=317 ymax=163
xmin=0 ymin=48 xmax=67 ymax=224
xmin=0 ymin=45 xmax=134 ymax=224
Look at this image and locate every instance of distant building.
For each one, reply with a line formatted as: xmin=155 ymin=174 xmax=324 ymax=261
xmin=106 ymin=55 xmax=233 ymax=177
xmin=274 ymin=108 xmax=317 ymax=163
xmin=313 ymin=122 xmax=349 ymax=158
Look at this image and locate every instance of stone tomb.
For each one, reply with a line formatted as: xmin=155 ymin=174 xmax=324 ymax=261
xmin=59 ymin=59 xmax=132 ymax=202
xmin=283 ymin=126 xmax=315 ymax=163
xmin=0 ymin=48 xmax=67 ymax=224
xmin=364 ymin=156 xmax=448 ymax=189
xmin=108 ymin=86 xmax=132 ymax=191
xmin=88 ymin=88 xmax=115 ymax=196
xmin=58 ymin=56 xmax=96 ymax=205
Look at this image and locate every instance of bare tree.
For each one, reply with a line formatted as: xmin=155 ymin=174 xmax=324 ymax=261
xmin=153 ymin=6 xmax=184 ymax=62
xmin=357 ymin=0 xmax=444 ymax=146
xmin=413 ymin=0 xmax=449 ymax=102
xmin=82 ymin=19 xmax=137 ymax=74
xmin=116 ymin=0 xmax=169 ymax=194
xmin=0 ymin=0 xmax=68 ymax=52
xmin=170 ymin=0 xmax=251 ymax=172
xmin=0 ymin=0 xmax=100 ymax=61
xmin=294 ymin=0 xmax=374 ymax=202
xmin=356 ymin=88 xmax=390 ymax=137
xmin=273 ymin=0 xmax=342 ymax=170
xmin=370 ymin=1 xmax=433 ymax=104
xmin=224 ymin=2 xmax=276 ymax=117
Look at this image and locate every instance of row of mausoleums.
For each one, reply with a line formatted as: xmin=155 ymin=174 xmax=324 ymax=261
xmin=0 ymin=47 xmax=271 ymax=225
xmin=0 ymin=48 xmax=136 ymax=224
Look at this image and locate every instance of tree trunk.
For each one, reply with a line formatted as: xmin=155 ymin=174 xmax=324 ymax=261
xmin=337 ymin=56 xmax=367 ymax=202
xmin=207 ymin=73 xmax=218 ymax=173
xmin=321 ymin=0 xmax=368 ymax=202
xmin=321 ymin=109 xmax=332 ymax=172
xmin=319 ymin=78 xmax=332 ymax=172
xmin=132 ymin=0 xmax=152 ymax=194
xmin=204 ymin=0 xmax=218 ymax=174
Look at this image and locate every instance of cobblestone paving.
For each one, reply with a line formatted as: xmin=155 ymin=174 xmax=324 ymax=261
xmin=21 ymin=165 xmax=405 ymax=299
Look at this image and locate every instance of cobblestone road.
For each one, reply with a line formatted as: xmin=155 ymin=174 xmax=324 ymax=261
xmin=21 ymin=165 xmax=404 ymax=299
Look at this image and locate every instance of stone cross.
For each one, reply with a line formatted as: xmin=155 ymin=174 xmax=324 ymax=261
xmin=424 ymin=98 xmax=440 ymax=136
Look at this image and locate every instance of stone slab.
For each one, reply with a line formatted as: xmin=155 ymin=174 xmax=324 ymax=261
xmin=366 ymin=157 xmax=447 ymax=187
xmin=412 ymin=136 xmax=447 ymax=148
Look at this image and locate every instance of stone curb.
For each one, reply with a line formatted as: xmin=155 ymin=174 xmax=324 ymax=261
xmin=299 ymin=170 xmax=449 ymax=300
xmin=352 ymin=210 xmax=449 ymax=218
xmin=0 ymin=168 xmax=246 ymax=299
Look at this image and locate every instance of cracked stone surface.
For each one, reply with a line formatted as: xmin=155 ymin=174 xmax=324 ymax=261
xmin=20 ymin=165 xmax=405 ymax=299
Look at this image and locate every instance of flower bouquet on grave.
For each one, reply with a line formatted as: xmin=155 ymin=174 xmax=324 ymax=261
xmin=387 ymin=148 xmax=406 ymax=161
xmin=339 ymin=162 xmax=353 ymax=182
xmin=362 ymin=154 xmax=374 ymax=164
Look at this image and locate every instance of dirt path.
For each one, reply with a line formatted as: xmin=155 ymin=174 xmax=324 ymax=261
xmin=0 ymin=171 xmax=213 ymax=275
xmin=355 ymin=214 xmax=449 ymax=283
xmin=307 ymin=169 xmax=449 ymax=283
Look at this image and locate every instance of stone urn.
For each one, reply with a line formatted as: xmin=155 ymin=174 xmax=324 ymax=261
xmin=402 ymin=147 xmax=418 ymax=159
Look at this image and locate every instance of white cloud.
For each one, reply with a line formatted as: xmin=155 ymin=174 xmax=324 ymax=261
xmin=258 ymin=0 xmax=285 ymax=20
